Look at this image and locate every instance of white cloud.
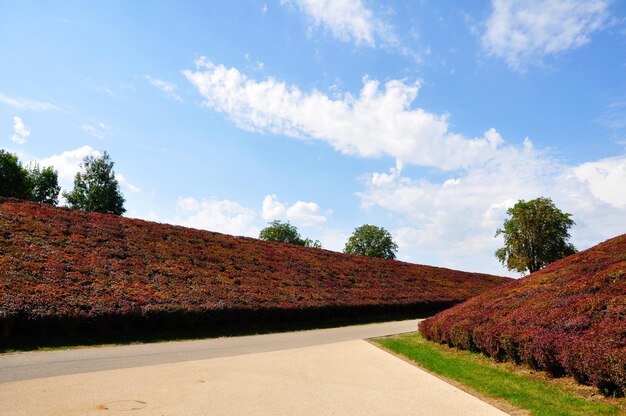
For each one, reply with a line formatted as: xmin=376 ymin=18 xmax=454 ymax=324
xmin=0 ymin=92 xmax=63 ymax=111
xmin=287 ymin=201 xmax=327 ymax=225
xmin=31 ymin=146 xmax=99 ymax=205
xmin=262 ymin=194 xmax=287 ymax=221
xmin=184 ymin=59 xmax=505 ymax=171
xmin=371 ymin=159 xmax=403 ymax=186
xmin=144 ymin=75 xmax=182 ymax=101
xmin=81 ymin=122 xmax=110 ymax=139
xmin=573 ymin=156 xmax=626 ymax=208
xmin=10 ymin=116 xmax=30 ymax=144
xmin=262 ymin=194 xmax=327 ymax=226
xmin=32 ymin=146 xmax=138 ymax=207
xmin=283 ymin=0 xmax=398 ymax=48
xmin=317 ymin=228 xmax=349 ymax=252
xmin=37 ymin=145 xmax=101 ymax=187
xmin=171 ymin=194 xmax=331 ymax=241
xmin=175 ymin=197 xmax=259 ymax=237
xmin=37 ymin=146 xmax=138 ymax=192
xmin=443 ymin=178 xmax=461 ymax=187
xmin=132 ymin=211 xmax=159 ymax=222
xmin=482 ymin=0 xmax=610 ymax=70
xmin=359 ymin=146 xmax=626 ymax=276
xmin=115 ymin=173 xmax=141 ymax=193
xmin=183 ymin=59 xmax=626 ymax=275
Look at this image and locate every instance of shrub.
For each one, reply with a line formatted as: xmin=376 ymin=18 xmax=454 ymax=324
xmin=420 ymin=234 xmax=626 ymax=396
xmin=0 ymin=198 xmax=509 ymax=349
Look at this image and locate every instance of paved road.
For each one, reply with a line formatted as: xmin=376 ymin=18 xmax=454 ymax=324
xmin=0 ymin=319 xmax=420 ymax=383
xmin=0 ymin=339 xmax=509 ymax=416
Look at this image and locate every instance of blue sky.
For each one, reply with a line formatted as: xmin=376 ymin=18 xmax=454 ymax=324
xmin=1 ymin=0 xmax=625 ymax=276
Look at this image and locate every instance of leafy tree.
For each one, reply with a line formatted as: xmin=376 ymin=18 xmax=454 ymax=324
xmin=63 ymin=151 xmax=126 ymax=215
xmin=302 ymin=237 xmax=322 ymax=249
xmin=495 ymin=197 xmax=576 ymax=274
xmin=0 ymin=150 xmax=30 ymax=199
xmin=0 ymin=151 xmax=61 ymax=204
xmin=259 ymin=220 xmax=322 ymax=248
xmin=343 ymin=224 xmax=398 ymax=260
xmin=26 ymin=164 xmax=60 ymax=205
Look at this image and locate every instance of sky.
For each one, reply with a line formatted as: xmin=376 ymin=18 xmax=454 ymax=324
xmin=1 ymin=0 xmax=625 ymax=277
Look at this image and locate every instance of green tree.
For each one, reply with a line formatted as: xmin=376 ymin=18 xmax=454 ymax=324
xmin=259 ymin=220 xmax=322 ymax=248
xmin=63 ymin=151 xmax=126 ymax=215
xmin=495 ymin=197 xmax=576 ymax=274
xmin=343 ymin=224 xmax=398 ymax=260
xmin=0 ymin=150 xmax=30 ymax=199
xmin=0 ymin=150 xmax=60 ymax=205
xmin=302 ymin=237 xmax=322 ymax=249
xmin=26 ymin=164 xmax=60 ymax=205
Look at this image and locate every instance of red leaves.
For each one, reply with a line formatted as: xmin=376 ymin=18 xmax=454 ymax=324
xmin=420 ymin=233 xmax=626 ymax=396
xmin=0 ymin=198 xmax=509 ymax=345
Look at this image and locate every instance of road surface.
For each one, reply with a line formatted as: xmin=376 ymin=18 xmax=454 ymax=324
xmin=0 ymin=319 xmax=510 ymax=415
xmin=0 ymin=319 xmax=420 ymax=382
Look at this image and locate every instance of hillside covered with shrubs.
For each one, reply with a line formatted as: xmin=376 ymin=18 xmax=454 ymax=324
xmin=420 ymin=233 xmax=626 ymax=396
xmin=0 ymin=198 xmax=508 ymax=348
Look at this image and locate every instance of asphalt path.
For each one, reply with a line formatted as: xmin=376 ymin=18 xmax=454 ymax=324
xmin=0 ymin=319 xmax=420 ymax=383
xmin=0 ymin=339 xmax=509 ymax=416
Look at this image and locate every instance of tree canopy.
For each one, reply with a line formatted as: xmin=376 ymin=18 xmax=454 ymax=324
xmin=343 ymin=224 xmax=398 ymax=260
xmin=63 ymin=152 xmax=126 ymax=215
xmin=27 ymin=164 xmax=61 ymax=205
xmin=495 ymin=197 xmax=576 ymax=274
xmin=259 ymin=220 xmax=322 ymax=248
xmin=0 ymin=150 xmax=60 ymax=204
xmin=0 ymin=150 xmax=30 ymax=199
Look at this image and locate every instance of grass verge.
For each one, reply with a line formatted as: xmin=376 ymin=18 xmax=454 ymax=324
xmin=372 ymin=333 xmax=625 ymax=416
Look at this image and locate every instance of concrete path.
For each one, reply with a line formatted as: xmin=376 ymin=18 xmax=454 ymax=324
xmin=0 ymin=339 xmax=509 ymax=416
xmin=0 ymin=319 xmax=420 ymax=382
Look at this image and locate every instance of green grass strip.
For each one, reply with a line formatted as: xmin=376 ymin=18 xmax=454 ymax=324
xmin=373 ymin=333 xmax=623 ymax=416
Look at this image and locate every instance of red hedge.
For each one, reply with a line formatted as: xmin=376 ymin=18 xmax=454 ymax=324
xmin=420 ymin=233 xmax=626 ymax=396
xmin=0 ymin=198 xmax=508 ymax=346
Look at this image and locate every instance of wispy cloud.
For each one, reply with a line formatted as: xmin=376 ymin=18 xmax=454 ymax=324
xmin=283 ymin=0 xmax=399 ymax=49
xmin=81 ymin=122 xmax=111 ymax=139
xmin=0 ymin=92 xmax=63 ymax=112
xmin=10 ymin=116 xmax=31 ymax=144
xmin=597 ymin=98 xmax=626 ymax=130
xmin=115 ymin=173 xmax=141 ymax=193
xmin=481 ymin=0 xmax=610 ymax=71
xmin=144 ymin=75 xmax=182 ymax=101
xmin=244 ymin=53 xmax=265 ymax=71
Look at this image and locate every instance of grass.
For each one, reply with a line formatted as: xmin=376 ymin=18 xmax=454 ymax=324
xmin=372 ymin=333 xmax=625 ymax=416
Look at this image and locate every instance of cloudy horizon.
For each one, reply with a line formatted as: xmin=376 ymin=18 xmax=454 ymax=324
xmin=2 ymin=0 xmax=625 ymax=276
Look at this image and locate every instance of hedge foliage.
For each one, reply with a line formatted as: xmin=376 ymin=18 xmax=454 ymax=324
xmin=0 ymin=198 xmax=508 ymax=347
xmin=420 ymin=233 xmax=626 ymax=397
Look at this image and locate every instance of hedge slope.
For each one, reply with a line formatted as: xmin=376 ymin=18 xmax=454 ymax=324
xmin=0 ymin=198 xmax=508 ymax=346
xmin=420 ymin=233 xmax=626 ymax=396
